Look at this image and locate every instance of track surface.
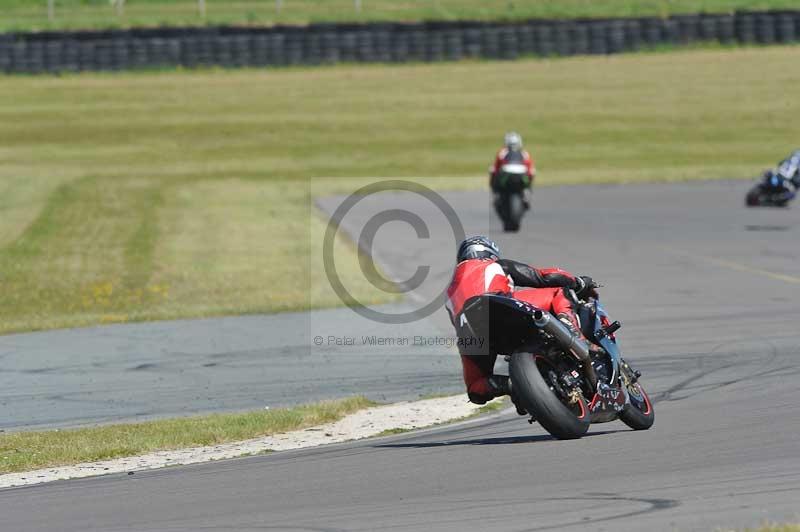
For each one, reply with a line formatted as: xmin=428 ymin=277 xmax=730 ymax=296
xmin=3 ymin=181 xmax=800 ymax=531
xmin=0 ymin=303 xmax=458 ymax=431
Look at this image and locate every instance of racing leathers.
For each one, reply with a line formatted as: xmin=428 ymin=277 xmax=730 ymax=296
xmin=490 ymin=147 xmax=535 ymax=196
xmin=445 ymin=257 xmax=596 ymax=405
xmin=491 ymin=148 xmax=535 ymax=184
xmin=762 ymin=170 xmax=793 ymax=193
xmin=777 ymin=150 xmax=800 ymax=188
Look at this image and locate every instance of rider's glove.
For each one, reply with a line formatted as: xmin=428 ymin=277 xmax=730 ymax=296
xmin=574 ymin=276 xmax=599 ymax=300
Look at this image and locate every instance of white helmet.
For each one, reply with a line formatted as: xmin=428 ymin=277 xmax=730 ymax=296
xmin=504 ymin=131 xmax=522 ymax=151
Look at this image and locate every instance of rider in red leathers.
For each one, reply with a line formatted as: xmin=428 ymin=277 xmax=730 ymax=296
xmin=445 ymin=236 xmax=600 ymax=408
xmin=490 ymin=132 xmax=535 ymax=208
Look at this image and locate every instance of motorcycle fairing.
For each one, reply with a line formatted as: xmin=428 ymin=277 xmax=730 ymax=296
xmin=588 ymin=383 xmax=628 ymax=422
xmin=593 ymin=300 xmax=622 ymax=383
xmin=583 ymin=300 xmax=632 ymax=421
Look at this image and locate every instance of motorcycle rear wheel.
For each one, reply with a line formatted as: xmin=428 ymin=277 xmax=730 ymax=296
xmin=505 ymin=193 xmax=523 ymax=232
xmin=510 ymin=353 xmax=590 ymax=440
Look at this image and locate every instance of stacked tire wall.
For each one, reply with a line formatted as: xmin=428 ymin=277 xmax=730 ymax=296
xmin=1 ymin=10 xmax=799 ymax=74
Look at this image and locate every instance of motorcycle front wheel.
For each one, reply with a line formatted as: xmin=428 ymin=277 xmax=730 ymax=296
xmin=619 ymin=380 xmax=654 ymax=430
xmin=745 ymin=186 xmax=762 ymax=207
xmin=510 ymin=353 xmax=590 ymax=440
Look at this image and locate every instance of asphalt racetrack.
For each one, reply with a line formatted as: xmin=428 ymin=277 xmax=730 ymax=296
xmin=0 ymin=305 xmax=458 ymax=431
xmin=2 ymin=180 xmax=800 ymax=531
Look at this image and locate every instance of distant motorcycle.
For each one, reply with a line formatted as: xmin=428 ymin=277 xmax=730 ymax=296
xmin=492 ymin=163 xmax=531 ymax=232
xmin=746 ymin=170 xmax=796 ymax=207
xmin=457 ymin=292 xmax=653 ymax=440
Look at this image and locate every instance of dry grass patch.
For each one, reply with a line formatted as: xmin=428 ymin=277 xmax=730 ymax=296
xmin=0 ymin=48 xmax=798 ymax=333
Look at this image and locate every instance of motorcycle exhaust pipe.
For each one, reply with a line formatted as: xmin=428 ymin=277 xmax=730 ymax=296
xmin=532 ymin=310 xmax=598 ymax=390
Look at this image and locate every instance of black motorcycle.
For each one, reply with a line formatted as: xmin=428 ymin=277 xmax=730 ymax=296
xmin=746 ymin=170 xmax=796 ymax=207
xmin=457 ymin=292 xmax=654 ymax=439
xmin=492 ymin=163 xmax=531 ymax=232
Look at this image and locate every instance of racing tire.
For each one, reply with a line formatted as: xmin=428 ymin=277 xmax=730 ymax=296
xmin=505 ymin=193 xmax=523 ymax=232
xmin=510 ymin=353 xmax=590 ymax=440
xmin=745 ymin=186 xmax=763 ymax=207
xmin=619 ymin=381 xmax=654 ymax=430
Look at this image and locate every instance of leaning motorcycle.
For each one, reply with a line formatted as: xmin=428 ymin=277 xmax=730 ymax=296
xmin=457 ymin=292 xmax=654 ymax=439
xmin=746 ymin=171 xmax=796 ymax=207
xmin=492 ymin=163 xmax=531 ymax=232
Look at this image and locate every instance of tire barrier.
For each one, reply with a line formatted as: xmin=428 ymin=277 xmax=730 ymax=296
xmin=2 ymin=10 xmax=799 ymax=74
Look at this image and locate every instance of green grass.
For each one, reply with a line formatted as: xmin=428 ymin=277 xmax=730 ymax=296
xmin=375 ymin=427 xmax=413 ymax=437
xmin=1 ymin=46 xmax=799 ymax=334
xmin=0 ymin=395 xmax=375 ymax=474
xmin=0 ymin=394 xmax=500 ymax=473
xmin=2 ymin=0 xmax=799 ymax=32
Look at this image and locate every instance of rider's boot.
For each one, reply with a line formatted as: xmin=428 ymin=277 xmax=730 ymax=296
xmin=487 ymin=374 xmax=509 ymax=397
xmin=487 ymin=375 xmax=527 ymax=416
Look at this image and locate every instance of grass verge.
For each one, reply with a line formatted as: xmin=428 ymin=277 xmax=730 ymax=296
xmin=1 ymin=47 xmax=799 ymax=334
xmin=3 ymin=0 xmax=800 ymax=32
xmin=375 ymin=427 xmax=414 ymax=437
xmin=0 ymin=396 xmax=375 ymax=474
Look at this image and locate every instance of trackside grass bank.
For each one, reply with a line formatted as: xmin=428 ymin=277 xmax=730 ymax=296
xmin=0 ymin=396 xmax=374 ymax=474
xmin=2 ymin=0 xmax=800 ymax=32
xmin=0 ymin=395 xmax=500 ymax=478
xmin=1 ymin=47 xmax=799 ymax=334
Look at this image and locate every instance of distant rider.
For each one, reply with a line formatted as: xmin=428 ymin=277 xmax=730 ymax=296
xmin=445 ymin=236 xmax=601 ymax=408
xmin=761 ymin=169 xmax=793 ymax=192
xmin=776 ymin=149 xmax=800 ymax=188
xmin=490 ymin=132 xmax=535 ymax=208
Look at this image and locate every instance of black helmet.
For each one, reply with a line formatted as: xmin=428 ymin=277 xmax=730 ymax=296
xmin=457 ymin=236 xmax=500 ymax=263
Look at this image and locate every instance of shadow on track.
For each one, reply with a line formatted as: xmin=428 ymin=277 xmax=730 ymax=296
xmin=374 ymin=429 xmax=625 ymax=448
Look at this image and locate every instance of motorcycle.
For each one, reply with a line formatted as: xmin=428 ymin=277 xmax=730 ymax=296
xmin=492 ymin=163 xmax=531 ymax=232
xmin=746 ymin=171 xmax=796 ymax=207
xmin=456 ymin=292 xmax=654 ymax=440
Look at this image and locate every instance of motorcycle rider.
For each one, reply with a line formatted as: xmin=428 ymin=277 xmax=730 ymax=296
xmin=760 ymin=169 xmax=794 ymax=198
xmin=776 ymin=149 xmax=800 ymax=188
xmin=445 ymin=236 xmax=602 ymax=408
xmin=490 ymin=132 xmax=535 ymax=208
